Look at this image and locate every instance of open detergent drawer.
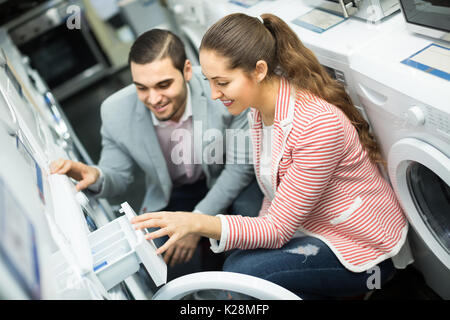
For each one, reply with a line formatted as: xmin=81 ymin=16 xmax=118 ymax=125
xmin=88 ymin=202 xmax=167 ymax=291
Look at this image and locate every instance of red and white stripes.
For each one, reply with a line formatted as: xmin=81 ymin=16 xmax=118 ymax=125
xmin=222 ymin=78 xmax=407 ymax=273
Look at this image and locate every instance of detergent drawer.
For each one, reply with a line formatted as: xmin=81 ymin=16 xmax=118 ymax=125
xmin=88 ymin=216 xmax=139 ymax=291
xmin=88 ymin=202 xmax=167 ymax=291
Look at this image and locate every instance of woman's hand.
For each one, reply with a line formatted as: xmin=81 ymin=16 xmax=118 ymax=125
xmin=131 ymin=211 xmax=221 ymax=256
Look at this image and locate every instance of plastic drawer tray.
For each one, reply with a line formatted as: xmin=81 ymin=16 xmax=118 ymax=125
xmin=88 ymin=216 xmax=140 ymax=290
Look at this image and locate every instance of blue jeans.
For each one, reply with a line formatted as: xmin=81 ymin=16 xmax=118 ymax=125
xmin=223 ymin=236 xmax=396 ymax=299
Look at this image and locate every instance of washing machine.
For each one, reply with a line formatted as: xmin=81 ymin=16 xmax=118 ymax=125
xmin=350 ymin=18 xmax=450 ymax=299
xmin=163 ymin=0 xmax=212 ymax=65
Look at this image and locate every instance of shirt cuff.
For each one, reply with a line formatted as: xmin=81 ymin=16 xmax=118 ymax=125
xmin=209 ymin=214 xmax=229 ymax=253
xmin=87 ymin=166 xmax=104 ymax=193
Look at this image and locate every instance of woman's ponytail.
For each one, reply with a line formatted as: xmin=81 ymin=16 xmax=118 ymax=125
xmin=201 ymin=13 xmax=383 ymax=164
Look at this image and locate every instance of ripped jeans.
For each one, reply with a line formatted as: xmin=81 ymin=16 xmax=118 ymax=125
xmin=222 ymin=236 xmax=396 ymax=299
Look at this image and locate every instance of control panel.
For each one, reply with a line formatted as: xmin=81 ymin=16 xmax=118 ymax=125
xmin=423 ymin=105 xmax=450 ymax=139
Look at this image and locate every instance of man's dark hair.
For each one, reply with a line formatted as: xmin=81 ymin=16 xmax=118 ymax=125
xmin=128 ymin=29 xmax=187 ymax=74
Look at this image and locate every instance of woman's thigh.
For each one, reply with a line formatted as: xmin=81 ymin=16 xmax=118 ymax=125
xmin=223 ymin=236 xmax=396 ymax=299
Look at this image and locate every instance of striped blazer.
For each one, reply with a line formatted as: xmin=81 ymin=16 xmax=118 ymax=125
xmin=212 ymin=78 xmax=408 ymax=273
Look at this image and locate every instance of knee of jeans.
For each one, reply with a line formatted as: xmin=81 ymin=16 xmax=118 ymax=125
xmin=222 ymin=252 xmax=255 ymax=275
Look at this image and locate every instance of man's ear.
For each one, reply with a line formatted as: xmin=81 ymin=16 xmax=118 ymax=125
xmin=254 ymin=60 xmax=268 ymax=83
xmin=183 ymin=59 xmax=193 ymax=82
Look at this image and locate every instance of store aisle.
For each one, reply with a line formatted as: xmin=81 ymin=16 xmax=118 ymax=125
xmin=60 ymin=69 xmax=442 ymax=301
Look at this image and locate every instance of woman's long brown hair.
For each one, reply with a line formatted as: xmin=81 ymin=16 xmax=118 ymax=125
xmin=200 ymin=13 xmax=383 ymax=164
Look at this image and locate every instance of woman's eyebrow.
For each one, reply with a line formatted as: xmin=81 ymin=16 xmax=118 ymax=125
xmin=201 ymin=71 xmax=225 ymax=80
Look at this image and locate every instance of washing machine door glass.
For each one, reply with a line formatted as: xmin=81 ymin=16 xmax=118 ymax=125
xmin=407 ymin=162 xmax=450 ymax=254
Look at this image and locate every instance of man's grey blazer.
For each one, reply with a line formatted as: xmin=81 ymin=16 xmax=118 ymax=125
xmin=95 ymin=66 xmax=254 ymax=215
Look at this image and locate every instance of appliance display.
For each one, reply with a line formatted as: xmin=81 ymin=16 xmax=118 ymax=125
xmin=399 ymin=0 xmax=450 ymax=42
xmin=0 ymin=22 xmax=302 ymax=301
xmin=303 ymin=0 xmax=400 ymax=21
xmin=0 ymin=177 xmax=41 ymax=299
xmin=350 ymin=17 xmax=450 ymax=299
xmin=6 ymin=0 xmax=109 ymax=101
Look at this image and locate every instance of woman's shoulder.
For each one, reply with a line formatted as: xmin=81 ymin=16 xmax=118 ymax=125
xmin=292 ymin=90 xmax=341 ymax=124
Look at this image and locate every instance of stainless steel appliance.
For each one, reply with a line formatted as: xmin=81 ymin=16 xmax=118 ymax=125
xmin=6 ymin=0 xmax=110 ymax=101
xmin=399 ymin=0 xmax=450 ymax=42
xmin=304 ymin=0 xmax=400 ymax=22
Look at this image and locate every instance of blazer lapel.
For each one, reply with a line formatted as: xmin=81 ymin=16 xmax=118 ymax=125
xmin=190 ymin=79 xmax=208 ymax=169
xmin=249 ymin=108 xmax=275 ymax=198
xmin=271 ymin=78 xmax=295 ymax=192
xmin=136 ymin=102 xmax=172 ymax=198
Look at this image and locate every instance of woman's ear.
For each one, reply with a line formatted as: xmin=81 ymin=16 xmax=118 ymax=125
xmin=254 ymin=60 xmax=268 ymax=83
xmin=183 ymin=59 xmax=193 ymax=82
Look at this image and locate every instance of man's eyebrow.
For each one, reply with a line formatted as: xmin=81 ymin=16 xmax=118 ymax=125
xmin=157 ymin=79 xmax=173 ymax=85
xmin=133 ymin=78 xmax=173 ymax=87
xmin=133 ymin=81 xmax=145 ymax=87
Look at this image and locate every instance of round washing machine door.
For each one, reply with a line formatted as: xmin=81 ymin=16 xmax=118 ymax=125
xmin=388 ymin=137 xmax=450 ymax=270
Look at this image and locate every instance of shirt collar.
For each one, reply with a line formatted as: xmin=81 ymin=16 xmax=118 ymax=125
xmin=151 ymin=83 xmax=192 ymax=127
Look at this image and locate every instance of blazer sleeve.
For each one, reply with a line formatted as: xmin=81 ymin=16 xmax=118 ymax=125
xmin=194 ymin=109 xmax=255 ymax=215
xmin=94 ymin=102 xmax=135 ymax=199
xmin=218 ymin=112 xmax=345 ymax=251
xmin=258 ymin=196 xmax=272 ymax=217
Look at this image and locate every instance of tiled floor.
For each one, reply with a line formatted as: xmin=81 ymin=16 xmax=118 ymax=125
xmin=60 ymin=69 xmax=443 ymax=300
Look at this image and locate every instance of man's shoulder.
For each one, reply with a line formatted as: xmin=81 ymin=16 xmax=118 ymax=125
xmin=102 ymin=84 xmax=137 ymax=108
xmin=101 ymin=84 xmax=139 ymax=118
xmin=190 ymin=65 xmax=208 ymax=93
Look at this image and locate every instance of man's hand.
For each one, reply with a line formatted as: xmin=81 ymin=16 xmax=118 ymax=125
xmin=163 ymin=234 xmax=200 ymax=267
xmin=49 ymin=158 xmax=100 ymax=191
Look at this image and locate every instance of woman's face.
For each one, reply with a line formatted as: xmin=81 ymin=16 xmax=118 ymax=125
xmin=200 ymin=49 xmax=259 ymax=116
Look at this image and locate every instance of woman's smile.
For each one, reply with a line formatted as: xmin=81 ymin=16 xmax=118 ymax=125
xmin=221 ymin=99 xmax=234 ymax=107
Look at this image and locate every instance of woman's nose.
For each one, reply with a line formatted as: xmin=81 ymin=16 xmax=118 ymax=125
xmin=210 ymin=85 xmax=223 ymax=100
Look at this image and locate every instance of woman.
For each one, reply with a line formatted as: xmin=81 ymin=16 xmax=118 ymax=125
xmin=132 ymin=13 xmax=409 ymax=299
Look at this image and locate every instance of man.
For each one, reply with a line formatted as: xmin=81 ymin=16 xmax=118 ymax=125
xmin=50 ymin=29 xmax=262 ymax=280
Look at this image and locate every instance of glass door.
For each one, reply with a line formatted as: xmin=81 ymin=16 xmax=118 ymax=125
xmin=18 ymin=23 xmax=102 ymax=90
xmin=388 ymin=137 xmax=450 ymax=269
xmin=407 ymin=162 xmax=450 ymax=254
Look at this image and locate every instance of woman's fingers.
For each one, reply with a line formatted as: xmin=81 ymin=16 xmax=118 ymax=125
xmin=131 ymin=211 xmax=195 ymax=259
xmin=154 ymin=234 xmax=179 ymax=256
xmin=134 ymin=218 xmax=163 ymax=231
xmin=144 ymin=227 xmax=168 ymax=241
xmin=131 ymin=211 xmax=165 ymax=224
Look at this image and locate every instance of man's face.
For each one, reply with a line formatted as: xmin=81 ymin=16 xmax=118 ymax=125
xmin=131 ymin=57 xmax=192 ymax=122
